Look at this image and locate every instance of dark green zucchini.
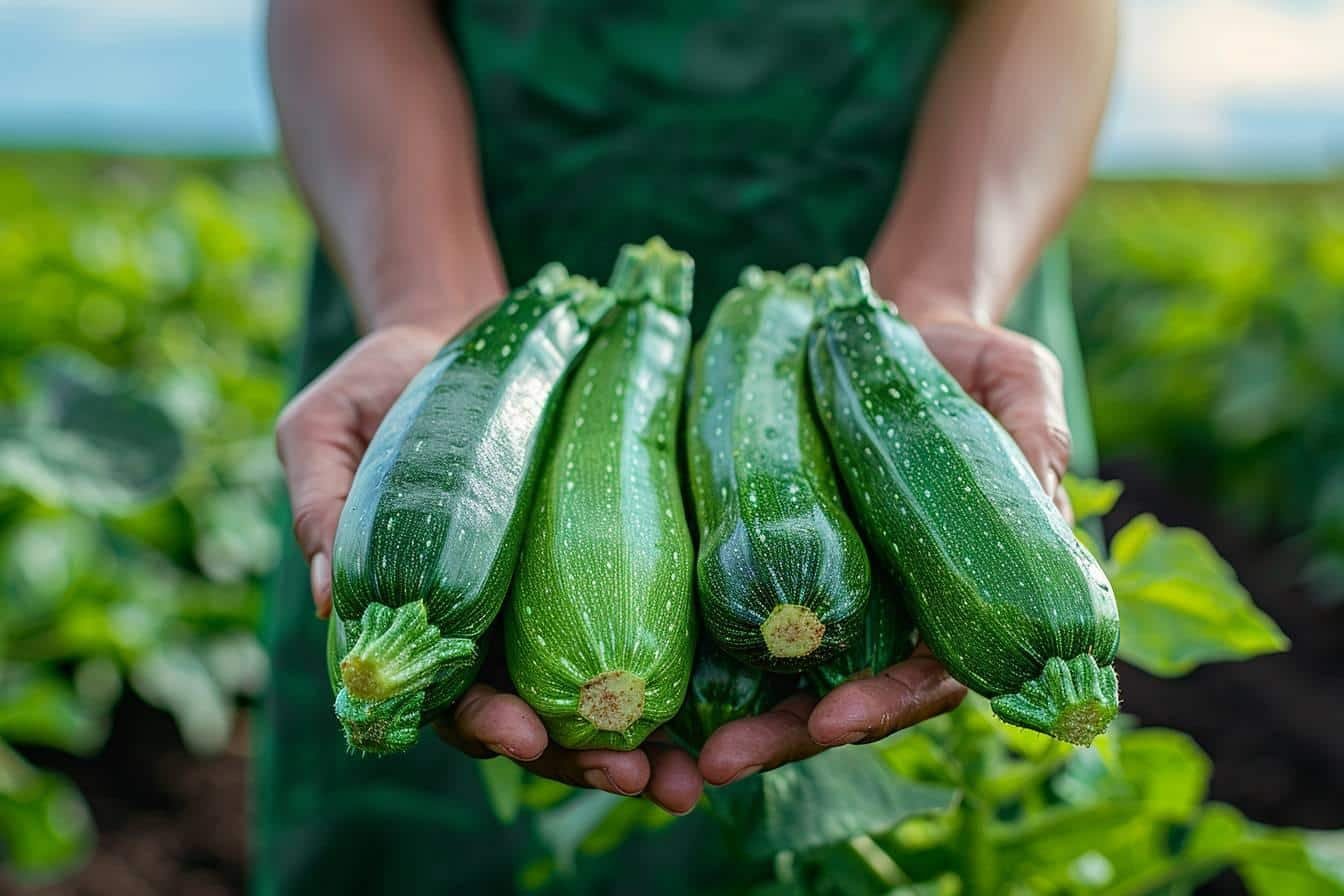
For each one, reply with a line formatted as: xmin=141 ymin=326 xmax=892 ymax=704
xmin=327 ymin=265 xmax=613 ymax=754
xmin=670 ymin=638 xmax=796 ymax=751
xmin=687 ymin=266 xmax=870 ymax=671
xmin=506 ymin=238 xmax=696 ymax=751
xmin=807 ymin=260 xmax=1120 ymax=745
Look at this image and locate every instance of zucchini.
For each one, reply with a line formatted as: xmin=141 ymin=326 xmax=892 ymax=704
xmin=687 ymin=266 xmax=870 ymax=670
xmin=327 ymin=265 xmax=613 ymax=754
xmin=670 ymin=638 xmax=795 ymax=751
xmin=506 ymin=238 xmax=697 ymax=751
xmin=807 ymin=260 xmax=1120 ymax=745
xmin=807 ymin=570 xmax=917 ymax=694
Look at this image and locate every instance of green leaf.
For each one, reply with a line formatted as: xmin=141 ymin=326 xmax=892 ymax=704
xmin=477 ymin=758 xmax=524 ymax=824
xmin=1064 ymin=475 xmax=1124 ymax=521
xmin=1107 ymin=514 xmax=1289 ymax=675
xmin=1118 ymin=729 xmax=1211 ymax=820
xmin=712 ymin=742 xmax=958 ymax=858
xmin=0 ymin=671 xmax=107 ymax=755
xmin=0 ymin=352 xmax=184 ymax=514
xmin=531 ymin=790 xmax=623 ymax=875
xmin=1240 ymin=828 xmax=1344 ymax=895
xmin=0 ymin=743 xmax=94 ymax=881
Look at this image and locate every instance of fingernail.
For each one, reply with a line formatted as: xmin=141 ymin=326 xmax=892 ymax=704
xmin=820 ymin=730 xmax=866 ymax=747
xmin=583 ymin=768 xmax=639 ymax=796
xmin=720 ymin=764 xmax=763 ymax=786
xmin=310 ymin=552 xmax=331 ymax=612
xmin=485 ymin=742 xmax=522 ymax=760
xmin=645 ymin=795 xmax=696 ymax=817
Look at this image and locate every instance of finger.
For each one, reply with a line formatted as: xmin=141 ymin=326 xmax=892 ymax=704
xmin=1054 ymin=482 xmax=1076 ymax=526
xmin=698 ymin=692 xmax=822 ymax=786
xmin=276 ymin=388 xmax=364 ymax=618
xmin=643 ymin=739 xmax=704 ymax=815
xmin=522 ymin=744 xmax=651 ymax=797
xmin=809 ymin=649 xmax=967 ymax=747
xmin=433 ymin=684 xmax=547 ymax=762
xmin=981 ymin=337 xmax=1072 ymax=507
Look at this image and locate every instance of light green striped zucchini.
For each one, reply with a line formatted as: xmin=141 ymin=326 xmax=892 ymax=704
xmin=807 ymin=260 xmax=1120 ymax=745
xmin=506 ymin=238 xmax=696 ymax=751
xmin=687 ymin=266 xmax=871 ymax=671
xmin=326 ymin=266 xmax=613 ymax=754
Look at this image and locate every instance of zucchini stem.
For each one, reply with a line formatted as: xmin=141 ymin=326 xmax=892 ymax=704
xmin=334 ymin=601 xmax=476 ymax=754
xmin=578 ymin=670 xmax=647 ymax=732
xmin=760 ymin=604 xmax=826 ymax=659
xmin=990 ymin=654 xmax=1119 ymax=746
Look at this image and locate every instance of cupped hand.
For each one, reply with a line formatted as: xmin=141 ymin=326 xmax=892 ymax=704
xmin=698 ymin=645 xmax=966 ymax=786
xmin=700 ymin=310 xmax=1075 ymax=786
xmin=275 ymin=323 xmax=702 ymax=813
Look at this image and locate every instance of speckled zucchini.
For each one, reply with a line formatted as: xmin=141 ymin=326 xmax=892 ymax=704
xmin=806 ymin=569 xmax=917 ymax=693
xmin=687 ymin=266 xmax=870 ymax=671
xmin=670 ymin=638 xmax=796 ymax=751
xmin=326 ymin=265 xmax=614 ymax=754
xmin=506 ymin=239 xmax=696 ymax=751
xmin=807 ymin=259 xmax=1121 ymax=746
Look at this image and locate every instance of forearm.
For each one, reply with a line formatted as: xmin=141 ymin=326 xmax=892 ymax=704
xmin=267 ymin=0 xmax=505 ymax=335
xmin=867 ymin=0 xmax=1117 ymax=325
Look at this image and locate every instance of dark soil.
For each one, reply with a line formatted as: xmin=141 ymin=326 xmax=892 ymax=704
xmin=11 ymin=462 xmax=1340 ymax=896
xmin=1103 ymin=459 xmax=1344 ymax=896
xmin=14 ymin=698 xmax=249 ymax=896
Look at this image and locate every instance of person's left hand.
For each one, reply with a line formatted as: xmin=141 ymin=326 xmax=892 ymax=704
xmin=698 ymin=309 xmax=1074 ymax=787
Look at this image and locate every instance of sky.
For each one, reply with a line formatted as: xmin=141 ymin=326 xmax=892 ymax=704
xmin=0 ymin=0 xmax=1342 ymax=175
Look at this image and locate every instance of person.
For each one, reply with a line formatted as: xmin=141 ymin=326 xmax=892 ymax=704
xmin=259 ymin=1 xmax=1116 ymax=892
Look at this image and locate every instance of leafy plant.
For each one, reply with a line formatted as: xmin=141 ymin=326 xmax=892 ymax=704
xmin=1070 ymin=180 xmax=1344 ymax=599
xmin=0 ymin=152 xmax=307 ymax=881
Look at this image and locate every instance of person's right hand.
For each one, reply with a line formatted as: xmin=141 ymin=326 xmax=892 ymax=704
xmin=275 ymin=323 xmax=704 ymax=815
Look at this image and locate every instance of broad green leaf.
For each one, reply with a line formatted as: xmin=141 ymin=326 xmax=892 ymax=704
xmin=1240 ymin=827 xmax=1344 ymax=895
xmin=478 ymin=758 xmax=524 ymax=825
xmin=1064 ymin=475 xmax=1124 ymax=521
xmin=0 ymin=352 xmax=184 ymax=514
xmin=532 ymin=789 xmax=623 ymax=874
xmin=713 ymin=743 xmax=958 ymax=858
xmin=129 ymin=644 xmax=234 ymax=754
xmin=0 ymin=672 xmax=106 ymax=755
xmin=1107 ymin=514 xmax=1288 ymax=675
xmin=1118 ymin=729 xmax=1211 ymax=820
xmin=0 ymin=743 xmax=93 ymax=881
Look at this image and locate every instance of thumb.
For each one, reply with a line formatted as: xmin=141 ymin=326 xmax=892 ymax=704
xmin=275 ymin=386 xmax=364 ymax=619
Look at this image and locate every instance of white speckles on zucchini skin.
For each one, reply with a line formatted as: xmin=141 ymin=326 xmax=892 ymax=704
xmin=507 ymin=241 xmax=696 ymax=752
xmin=327 ymin=266 xmax=613 ymax=754
xmin=688 ymin=267 xmax=870 ymax=671
xmin=808 ymin=259 xmax=1120 ymax=744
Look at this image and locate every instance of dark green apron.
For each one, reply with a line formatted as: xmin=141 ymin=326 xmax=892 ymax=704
xmin=254 ymin=3 xmax=1096 ymax=893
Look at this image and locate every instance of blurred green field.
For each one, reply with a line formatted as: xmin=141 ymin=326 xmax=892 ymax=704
xmin=0 ymin=152 xmax=1339 ymax=891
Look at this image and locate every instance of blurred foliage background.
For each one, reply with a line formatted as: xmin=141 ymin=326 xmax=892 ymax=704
xmin=1071 ymin=181 xmax=1344 ymax=599
xmin=0 ymin=151 xmax=1340 ymax=892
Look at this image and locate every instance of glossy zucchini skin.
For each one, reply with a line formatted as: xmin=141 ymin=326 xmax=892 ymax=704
xmin=669 ymin=638 xmax=795 ymax=751
xmin=327 ymin=266 xmax=613 ymax=754
xmin=506 ymin=239 xmax=696 ymax=751
xmin=807 ymin=260 xmax=1120 ymax=746
xmin=807 ymin=569 xmax=917 ymax=693
xmin=687 ymin=267 xmax=870 ymax=671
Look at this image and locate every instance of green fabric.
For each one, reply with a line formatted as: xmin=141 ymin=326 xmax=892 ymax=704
xmin=254 ymin=3 xmax=1095 ymax=894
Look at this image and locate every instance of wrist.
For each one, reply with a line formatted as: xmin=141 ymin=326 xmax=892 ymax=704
xmin=368 ymin=291 xmax=496 ymax=340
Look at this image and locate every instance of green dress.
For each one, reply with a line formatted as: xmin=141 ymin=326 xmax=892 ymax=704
xmin=253 ymin=3 xmax=1096 ymax=893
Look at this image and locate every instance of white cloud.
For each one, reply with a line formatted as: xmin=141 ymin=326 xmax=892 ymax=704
xmin=1101 ymin=0 xmax=1344 ymax=172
